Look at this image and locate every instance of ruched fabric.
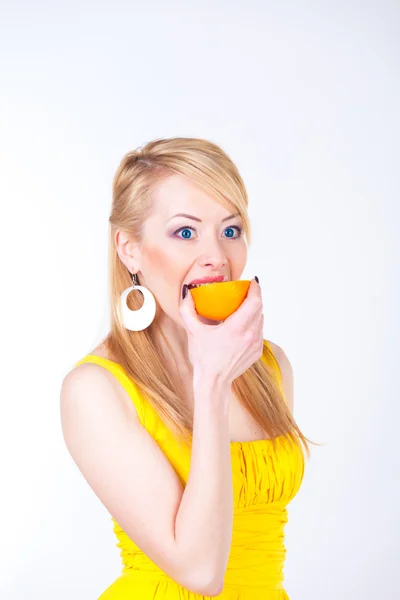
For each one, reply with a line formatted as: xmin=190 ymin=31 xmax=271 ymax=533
xmin=74 ymin=340 xmax=305 ymax=599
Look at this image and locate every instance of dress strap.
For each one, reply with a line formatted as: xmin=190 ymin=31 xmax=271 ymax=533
xmin=74 ymin=341 xmax=286 ymax=421
xmin=73 ymin=355 xmax=146 ymax=425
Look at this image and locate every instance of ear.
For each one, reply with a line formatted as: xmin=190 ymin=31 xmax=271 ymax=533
xmin=114 ymin=229 xmax=142 ymax=272
xmin=266 ymin=341 xmax=294 ymax=415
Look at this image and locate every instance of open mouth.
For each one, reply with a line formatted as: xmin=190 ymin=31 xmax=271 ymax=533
xmin=187 ymin=281 xmax=224 ymax=290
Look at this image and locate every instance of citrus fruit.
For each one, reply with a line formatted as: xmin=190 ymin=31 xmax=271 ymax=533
xmin=189 ymin=280 xmax=251 ymax=321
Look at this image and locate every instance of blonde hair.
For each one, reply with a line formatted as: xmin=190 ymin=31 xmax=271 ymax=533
xmin=95 ymin=137 xmax=314 ymax=459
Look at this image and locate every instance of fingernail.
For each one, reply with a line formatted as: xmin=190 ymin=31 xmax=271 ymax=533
xmin=182 ymin=284 xmax=188 ymax=300
xmin=255 ymin=276 xmax=259 ymax=284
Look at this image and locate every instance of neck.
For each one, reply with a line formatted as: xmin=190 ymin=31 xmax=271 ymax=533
xmin=154 ymin=314 xmax=193 ymax=379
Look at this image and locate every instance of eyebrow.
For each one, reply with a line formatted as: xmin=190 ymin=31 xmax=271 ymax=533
xmin=168 ymin=212 xmax=240 ymax=223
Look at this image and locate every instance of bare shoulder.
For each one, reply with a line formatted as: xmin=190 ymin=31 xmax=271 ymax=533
xmin=265 ymin=340 xmax=294 ymax=414
xmin=61 ymin=349 xmax=139 ymax=422
xmin=88 ymin=341 xmax=118 ymax=361
xmin=59 ymin=360 xmax=216 ymax=592
xmin=61 ymin=363 xmax=135 ymax=421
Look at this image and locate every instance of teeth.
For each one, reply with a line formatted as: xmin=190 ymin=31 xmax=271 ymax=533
xmin=187 ymin=281 xmax=218 ymax=289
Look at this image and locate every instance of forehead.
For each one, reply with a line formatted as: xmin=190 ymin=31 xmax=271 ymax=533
xmin=150 ymin=174 xmax=234 ymax=219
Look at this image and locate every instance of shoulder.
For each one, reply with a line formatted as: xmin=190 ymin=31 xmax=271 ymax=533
xmin=264 ymin=340 xmax=294 ymax=414
xmin=88 ymin=341 xmax=117 ymax=361
xmin=61 ymin=357 xmax=139 ymax=423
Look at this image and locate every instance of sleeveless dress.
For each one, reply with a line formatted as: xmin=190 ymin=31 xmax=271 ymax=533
xmin=74 ymin=340 xmax=305 ymax=599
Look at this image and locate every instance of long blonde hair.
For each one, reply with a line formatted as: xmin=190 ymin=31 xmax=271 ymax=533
xmin=94 ymin=137 xmax=314 ymax=459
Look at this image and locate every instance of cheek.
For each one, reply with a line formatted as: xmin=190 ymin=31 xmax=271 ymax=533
xmin=143 ymin=245 xmax=169 ymax=270
xmin=231 ymin=246 xmax=247 ymax=280
xmin=142 ymin=245 xmax=186 ymax=315
xmin=142 ymin=245 xmax=184 ymax=288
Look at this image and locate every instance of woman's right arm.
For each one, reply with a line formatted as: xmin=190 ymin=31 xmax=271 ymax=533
xmin=174 ymin=370 xmax=233 ymax=595
xmin=60 ymin=363 xmax=233 ymax=597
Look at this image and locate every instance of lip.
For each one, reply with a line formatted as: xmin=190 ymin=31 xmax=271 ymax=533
xmin=187 ymin=275 xmax=227 ymax=285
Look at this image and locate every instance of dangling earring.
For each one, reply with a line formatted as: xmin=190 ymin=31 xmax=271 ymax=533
xmin=119 ymin=272 xmax=156 ymax=331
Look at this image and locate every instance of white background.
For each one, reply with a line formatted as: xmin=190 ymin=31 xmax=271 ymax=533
xmin=1 ymin=1 xmax=399 ymax=598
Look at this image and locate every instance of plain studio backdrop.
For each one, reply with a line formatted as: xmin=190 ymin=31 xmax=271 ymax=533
xmin=0 ymin=1 xmax=398 ymax=599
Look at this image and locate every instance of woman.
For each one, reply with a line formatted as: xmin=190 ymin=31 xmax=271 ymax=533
xmin=60 ymin=137 xmax=313 ymax=599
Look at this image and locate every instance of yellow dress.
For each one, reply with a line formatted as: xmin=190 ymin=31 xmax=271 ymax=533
xmin=74 ymin=340 xmax=305 ymax=599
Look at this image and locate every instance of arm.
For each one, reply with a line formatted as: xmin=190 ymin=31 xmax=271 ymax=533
xmin=60 ymin=364 xmax=232 ymax=597
xmin=174 ymin=374 xmax=233 ymax=594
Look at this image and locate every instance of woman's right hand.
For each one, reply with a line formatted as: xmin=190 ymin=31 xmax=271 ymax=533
xmin=179 ymin=278 xmax=264 ymax=387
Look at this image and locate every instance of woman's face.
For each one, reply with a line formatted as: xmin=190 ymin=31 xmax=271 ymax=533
xmin=126 ymin=173 xmax=247 ymax=326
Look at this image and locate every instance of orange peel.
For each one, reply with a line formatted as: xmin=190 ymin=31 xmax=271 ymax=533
xmin=189 ymin=280 xmax=251 ymax=321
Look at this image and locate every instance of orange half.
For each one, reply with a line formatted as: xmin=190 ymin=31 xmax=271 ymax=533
xmin=189 ymin=280 xmax=251 ymax=321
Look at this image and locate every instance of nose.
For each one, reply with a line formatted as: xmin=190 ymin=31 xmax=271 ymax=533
xmin=198 ymin=237 xmax=228 ymax=269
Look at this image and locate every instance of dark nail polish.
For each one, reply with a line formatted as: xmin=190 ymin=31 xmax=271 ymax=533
xmin=182 ymin=284 xmax=188 ymax=299
xmin=255 ymin=276 xmax=259 ymax=284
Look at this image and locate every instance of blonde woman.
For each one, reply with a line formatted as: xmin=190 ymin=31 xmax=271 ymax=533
xmin=60 ymin=137 xmax=313 ymax=599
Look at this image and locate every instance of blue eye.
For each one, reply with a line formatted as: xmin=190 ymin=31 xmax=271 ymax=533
xmin=176 ymin=227 xmax=194 ymax=239
xmin=173 ymin=225 xmax=242 ymax=240
xmin=225 ymin=227 xmax=239 ymax=238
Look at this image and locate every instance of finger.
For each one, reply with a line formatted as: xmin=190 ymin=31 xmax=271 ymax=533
xmin=239 ymin=279 xmax=263 ymax=316
xmin=251 ymin=311 xmax=264 ymax=342
xmin=259 ymin=312 xmax=264 ymax=341
xmin=255 ymin=313 xmax=264 ymax=354
xmin=233 ymin=281 xmax=263 ymax=323
xmin=179 ymin=286 xmax=201 ymax=332
xmin=257 ymin=310 xmax=264 ymax=331
xmin=246 ymin=277 xmax=262 ymax=300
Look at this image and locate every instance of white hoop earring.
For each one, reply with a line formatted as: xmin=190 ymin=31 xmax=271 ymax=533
xmin=119 ymin=273 xmax=156 ymax=331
